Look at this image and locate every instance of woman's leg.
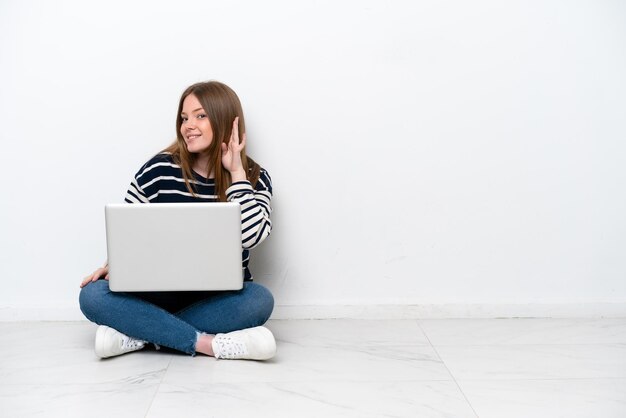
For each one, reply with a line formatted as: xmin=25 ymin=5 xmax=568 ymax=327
xmin=174 ymin=282 xmax=274 ymax=335
xmin=179 ymin=282 xmax=276 ymax=359
xmin=79 ymin=279 xmax=199 ymax=355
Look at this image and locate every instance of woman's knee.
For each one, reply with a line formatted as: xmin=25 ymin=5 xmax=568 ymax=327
xmin=78 ymin=279 xmax=109 ymax=322
xmin=244 ymin=282 xmax=274 ymax=324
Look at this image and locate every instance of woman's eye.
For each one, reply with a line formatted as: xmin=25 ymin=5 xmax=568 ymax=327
xmin=197 ymin=114 xmax=206 ymax=119
xmin=181 ymin=116 xmax=188 ymax=122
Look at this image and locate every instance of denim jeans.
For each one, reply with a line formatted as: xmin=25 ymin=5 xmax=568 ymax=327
xmin=79 ymin=279 xmax=274 ymax=355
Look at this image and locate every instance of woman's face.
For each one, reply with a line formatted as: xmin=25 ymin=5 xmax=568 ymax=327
xmin=180 ymin=94 xmax=213 ymax=154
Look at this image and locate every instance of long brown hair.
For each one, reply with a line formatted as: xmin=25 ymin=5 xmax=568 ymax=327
xmin=163 ymin=81 xmax=261 ymax=201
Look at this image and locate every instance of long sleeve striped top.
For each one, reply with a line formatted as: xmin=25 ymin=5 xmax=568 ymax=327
xmin=123 ymin=153 xmax=273 ymax=281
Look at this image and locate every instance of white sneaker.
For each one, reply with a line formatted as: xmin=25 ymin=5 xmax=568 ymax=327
xmin=212 ymin=326 xmax=276 ymax=360
xmin=95 ymin=325 xmax=146 ymax=359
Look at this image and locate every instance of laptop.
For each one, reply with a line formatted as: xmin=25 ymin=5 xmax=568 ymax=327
xmin=105 ymin=202 xmax=243 ymax=292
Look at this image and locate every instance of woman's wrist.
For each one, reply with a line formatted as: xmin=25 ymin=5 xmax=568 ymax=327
xmin=230 ymin=170 xmax=247 ymax=183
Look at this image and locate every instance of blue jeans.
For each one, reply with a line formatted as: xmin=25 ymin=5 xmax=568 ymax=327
xmin=79 ymin=280 xmax=274 ymax=355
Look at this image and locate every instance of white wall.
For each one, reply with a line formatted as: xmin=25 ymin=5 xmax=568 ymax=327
xmin=1 ymin=0 xmax=625 ymax=320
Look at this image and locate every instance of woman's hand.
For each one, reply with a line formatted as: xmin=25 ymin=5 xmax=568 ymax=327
xmin=80 ymin=264 xmax=109 ymax=288
xmin=221 ymin=117 xmax=247 ymax=182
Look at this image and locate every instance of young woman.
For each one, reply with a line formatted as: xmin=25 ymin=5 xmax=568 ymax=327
xmin=79 ymin=81 xmax=276 ymax=360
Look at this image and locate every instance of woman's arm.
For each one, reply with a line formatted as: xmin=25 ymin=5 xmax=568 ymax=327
xmin=222 ymin=117 xmax=273 ymax=249
xmin=226 ymin=170 xmax=273 ymax=249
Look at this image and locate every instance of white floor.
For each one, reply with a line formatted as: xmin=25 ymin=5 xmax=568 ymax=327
xmin=1 ymin=319 xmax=625 ymax=418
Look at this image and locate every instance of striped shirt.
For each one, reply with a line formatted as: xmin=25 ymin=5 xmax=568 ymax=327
xmin=124 ymin=153 xmax=273 ymax=281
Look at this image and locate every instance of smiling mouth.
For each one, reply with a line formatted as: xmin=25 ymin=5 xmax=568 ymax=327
xmin=187 ymin=135 xmax=200 ymax=141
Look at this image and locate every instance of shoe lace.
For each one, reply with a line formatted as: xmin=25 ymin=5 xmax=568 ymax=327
xmin=215 ymin=336 xmax=248 ymax=359
xmin=121 ymin=336 xmax=145 ymax=350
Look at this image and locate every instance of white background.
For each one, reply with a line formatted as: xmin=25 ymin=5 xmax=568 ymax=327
xmin=1 ymin=0 xmax=625 ymax=319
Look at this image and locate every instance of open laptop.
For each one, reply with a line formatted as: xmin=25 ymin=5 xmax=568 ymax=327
xmin=105 ymin=203 xmax=243 ymax=292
